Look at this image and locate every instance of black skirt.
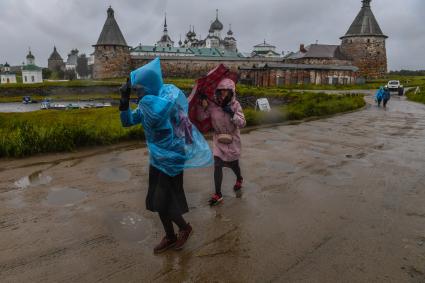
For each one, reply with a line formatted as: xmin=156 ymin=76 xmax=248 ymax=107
xmin=146 ymin=165 xmax=189 ymax=215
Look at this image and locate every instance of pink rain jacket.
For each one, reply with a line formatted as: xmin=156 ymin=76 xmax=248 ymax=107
xmin=197 ymin=78 xmax=246 ymax=162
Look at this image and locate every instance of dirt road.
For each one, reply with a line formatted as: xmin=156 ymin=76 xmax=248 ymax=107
xmin=1 ymin=96 xmax=425 ymax=282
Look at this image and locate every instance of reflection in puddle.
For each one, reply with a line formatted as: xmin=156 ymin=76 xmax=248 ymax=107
xmin=97 ymin=168 xmax=131 ymax=182
xmin=46 ymin=187 xmax=87 ymax=206
xmin=15 ymin=171 xmax=52 ymax=189
xmin=105 ymin=212 xmax=151 ymax=243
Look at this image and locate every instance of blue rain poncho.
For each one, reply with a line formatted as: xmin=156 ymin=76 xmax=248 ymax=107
xmin=375 ymin=87 xmax=384 ymax=102
xmin=120 ymin=58 xmax=212 ymax=176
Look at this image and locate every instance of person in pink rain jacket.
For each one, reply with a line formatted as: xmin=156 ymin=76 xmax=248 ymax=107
xmin=197 ymin=78 xmax=246 ymax=205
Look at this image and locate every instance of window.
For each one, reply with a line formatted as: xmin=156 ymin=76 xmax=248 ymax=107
xmin=31 ymin=76 xmax=35 ymax=82
xmin=24 ymin=76 xmax=27 ymax=82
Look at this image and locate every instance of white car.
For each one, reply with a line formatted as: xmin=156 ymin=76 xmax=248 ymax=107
xmin=386 ymin=80 xmax=404 ymax=96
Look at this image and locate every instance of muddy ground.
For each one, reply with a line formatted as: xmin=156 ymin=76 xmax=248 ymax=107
xmin=1 ymin=96 xmax=425 ymax=282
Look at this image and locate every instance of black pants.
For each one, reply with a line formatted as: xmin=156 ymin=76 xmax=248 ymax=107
xmin=214 ymin=156 xmax=243 ymax=196
xmin=159 ymin=212 xmax=188 ymax=239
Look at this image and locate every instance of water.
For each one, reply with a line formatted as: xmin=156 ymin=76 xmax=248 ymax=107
xmin=15 ymin=171 xmax=52 ymax=189
xmin=46 ymin=187 xmax=87 ymax=206
xmin=0 ymin=101 xmax=114 ymax=113
xmin=97 ymin=167 xmax=131 ymax=182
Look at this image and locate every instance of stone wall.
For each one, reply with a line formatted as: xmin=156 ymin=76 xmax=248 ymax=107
xmin=48 ymin=60 xmax=65 ymax=72
xmin=131 ymin=56 xmax=283 ymax=78
xmin=340 ymin=36 xmax=387 ymax=79
xmin=239 ymin=68 xmax=357 ymax=87
xmin=93 ymin=46 xmax=131 ymax=79
xmin=285 ymin=58 xmax=353 ymax=66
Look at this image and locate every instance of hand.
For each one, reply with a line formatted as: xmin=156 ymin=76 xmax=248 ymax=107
xmin=222 ymin=105 xmax=234 ymax=117
xmin=201 ymin=99 xmax=208 ymax=109
xmin=119 ymin=78 xmax=131 ymax=111
xmin=119 ymin=78 xmax=131 ymax=100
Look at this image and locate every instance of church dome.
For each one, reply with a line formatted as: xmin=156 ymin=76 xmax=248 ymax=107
xmin=209 ymin=10 xmax=223 ymax=31
xmin=210 ymin=19 xmax=223 ymax=31
xmin=26 ymin=51 xmax=35 ymax=59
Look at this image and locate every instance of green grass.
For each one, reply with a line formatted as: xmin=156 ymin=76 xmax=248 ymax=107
xmin=0 ymin=108 xmax=144 ymax=158
xmin=406 ymin=84 xmax=425 ymax=104
xmin=0 ymin=92 xmax=365 ymax=158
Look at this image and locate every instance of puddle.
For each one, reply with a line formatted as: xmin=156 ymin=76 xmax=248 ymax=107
xmin=14 ymin=171 xmax=52 ymax=189
xmin=4 ymin=191 xmax=25 ymax=209
xmin=46 ymin=187 xmax=87 ymax=206
xmin=97 ymin=167 xmax=131 ymax=182
xmin=105 ymin=212 xmax=151 ymax=243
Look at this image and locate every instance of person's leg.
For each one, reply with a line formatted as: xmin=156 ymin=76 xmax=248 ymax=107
xmin=214 ymin=157 xmax=224 ymax=196
xmin=154 ymin=212 xmax=177 ymax=254
xmin=172 ymin=212 xmax=193 ymax=250
xmin=159 ymin=212 xmax=176 ymax=239
xmin=228 ymin=160 xmax=243 ymax=181
xmin=170 ymin=213 xmax=189 ymax=231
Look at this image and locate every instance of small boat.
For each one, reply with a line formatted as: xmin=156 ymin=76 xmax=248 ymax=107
xmin=22 ymin=96 xmax=31 ymax=104
xmin=50 ymin=103 xmax=66 ymax=110
xmin=66 ymin=103 xmax=81 ymax=110
xmin=40 ymin=101 xmax=50 ymax=110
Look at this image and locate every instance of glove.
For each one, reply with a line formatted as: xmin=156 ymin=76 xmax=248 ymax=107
xmin=222 ymin=105 xmax=234 ymax=117
xmin=119 ymin=78 xmax=131 ymax=111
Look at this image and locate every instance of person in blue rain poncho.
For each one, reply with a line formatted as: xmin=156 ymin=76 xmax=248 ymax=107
xmin=375 ymin=86 xmax=384 ymax=107
xmin=119 ymin=58 xmax=212 ymax=254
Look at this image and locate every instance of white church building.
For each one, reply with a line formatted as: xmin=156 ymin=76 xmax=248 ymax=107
xmin=22 ymin=50 xmax=43 ymax=84
xmin=0 ymin=62 xmax=17 ymax=84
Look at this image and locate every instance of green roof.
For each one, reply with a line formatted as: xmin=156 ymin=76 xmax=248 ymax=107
xmin=131 ymin=45 xmax=244 ymax=58
xmin=22 ymin=64 xmax=42 ymax=71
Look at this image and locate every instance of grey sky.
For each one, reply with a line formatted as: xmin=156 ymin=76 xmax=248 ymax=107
xmin=0 ymin=0 xmax=423 ymax=71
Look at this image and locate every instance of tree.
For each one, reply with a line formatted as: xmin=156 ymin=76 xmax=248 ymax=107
xmin=76 ymin=54 xmax=89 ymax=79
xmin=42 ymin=68 xmax=52 ymax=79
xmin=64 ymin=69 xmax=76 ymax=80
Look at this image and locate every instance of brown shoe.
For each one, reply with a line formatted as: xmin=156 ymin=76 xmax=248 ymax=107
xmin=174 ymin=224 xmax=193 ymax=250
xmin=154 ymin=235 xmax=177 ymax=254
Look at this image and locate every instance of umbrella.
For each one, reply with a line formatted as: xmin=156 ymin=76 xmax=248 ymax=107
xmin=188 ymin=64 xmax=238 ymax=133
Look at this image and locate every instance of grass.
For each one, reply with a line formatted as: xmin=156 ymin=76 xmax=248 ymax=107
xmin=0 ymin=108 xmax=144 ymax=158
xmin=406 ymin=84 xmax=425 ymax=104
xmin=0 ymin=91 xmax=365 ymax=158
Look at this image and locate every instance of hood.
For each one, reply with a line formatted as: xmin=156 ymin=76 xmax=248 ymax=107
xmin=216 ymin=78 xmax=236 ymax=93
xmin=130 ymin=57 xmax=163 ymax=96
xmin=215 ymin=78 xmax=237 ymax=105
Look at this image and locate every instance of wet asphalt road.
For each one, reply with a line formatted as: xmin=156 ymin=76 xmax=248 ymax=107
xmin=1 ymin=95 xmax=425 ymax=282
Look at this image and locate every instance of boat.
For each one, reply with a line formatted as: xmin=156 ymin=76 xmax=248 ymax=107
xmin=66 ymin=103 xmax=81 ymax=110
xmin=50 ymin=103 xmax=66 ymax=110
xmin=22 ymin=96 xmax=31 ymax=104
xmin=40 ymin=101 xmax=50 ymax=110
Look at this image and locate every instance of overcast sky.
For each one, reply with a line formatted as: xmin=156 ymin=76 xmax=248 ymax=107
xmin=0 ymin=0 xmax=423 ymax=70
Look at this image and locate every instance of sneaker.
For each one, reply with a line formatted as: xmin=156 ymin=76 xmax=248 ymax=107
xmin=154 ymin=235 xmax=177 ymax=254
xmin=174 ymin=223 xmax=193 ymax=250
xmin=234 ymin=179 xmax=243 ymax=198
xmin=209 ymin=193 xmax=223 ymax=206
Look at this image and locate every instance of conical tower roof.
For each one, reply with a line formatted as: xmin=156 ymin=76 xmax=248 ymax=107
xmin=94 ymin=6 xmax=128 ymax=47
xmin=341 ymin=0 xmax=387 ymax=39
xmin=49 ymin=46 xmax=63 ymax=60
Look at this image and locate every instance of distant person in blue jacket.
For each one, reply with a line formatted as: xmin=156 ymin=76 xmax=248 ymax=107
xmin=375 ymin=86 xmax=384 ymax=107
xmin=119 ymin=58 xmax=212 ymax=254
xmin=382 ymin=86 xmax=391 ymax=108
